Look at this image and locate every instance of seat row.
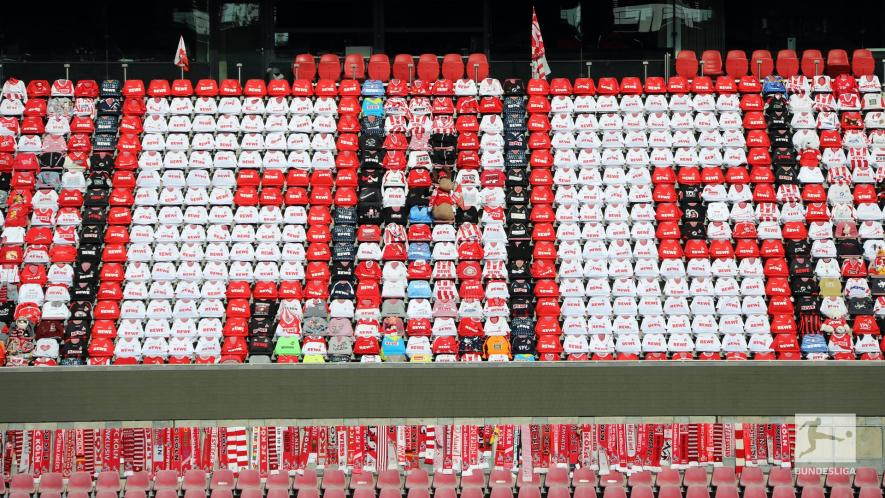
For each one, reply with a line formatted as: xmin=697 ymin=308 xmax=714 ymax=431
xmin=290 ymin=54 xmax=490 ymax=83
xmin=675 ymin=49 xmax=877 ymax=79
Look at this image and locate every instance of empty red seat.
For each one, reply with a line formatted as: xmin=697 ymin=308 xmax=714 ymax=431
xmin=379 ymin=489 xmax=401 ymax=498
xmin=318 ymin=54 xmax=342 ymax=81
xmin=344 ymin=54 xmax=366 ymax=79
xmin=491 ymin=488 xmax=514 ymax=498
xmin=627 ymin=471 xmax=653 ymax=487
xmin=683 ymin=467 xmax=708 ymax=487
xmin=466 ymin=53 xmax=490 ymax=81
xmin=711 ymin=467 xmax=737 ymax=487
xmin=796 ymin=470 xmax=823 ymax=488
xmin=407 ymin=489 xmax=430 ymax=498
xmin=826 ymin=471 xmax=852 ymax=488
xmin=659 ymin=486 xmax=683 ymax=498
xmin=269 ymin=489 xmax=295 ymax=498
xmin=489 ymin=470 xmax=514 ymax=488
xmin=266 ymin=473 xmax=291 ymax=491
xmin=68 ymin=472 xmax=94 ymax=493
xmin=776 ymin=49 xmax=799 ymax=77
xmin=726 ymin=50 xmax=749 ymax=77
xmin=827 ymin=49 xmax=851 ymax=76
xmin=417 ymin=54 xmax=440 ymax=81
xmin=393 ymin=54 xmax=415 ymax=81
xmin=297 ymin=488 xmax=320 ymax=498
xmin=441 ymin=54 xmax=465 ymax=81
xmin=750 ymin=50 xmax=774 ymax=78
xmin=739 ymin=468 xmax=765 ymax=487
xmin=240 ymin=490 xmax=263 ymax=498
xmin=714 ymin=486 xmax=739 ymax=498
xmin=236 ymin=470 xmax=261 ymax=491
xmin=599 ymin=472 xmax=625 ymax=487
xmin=321 ymin=470 xmax=346 ymax=490
xmin=656 ymin=469 xmax=682 ymax=488
xmin=676 ymin=50 xmax=699 ymax=78
xmin=575 ymin=487 xmax=597 ymax=498
xmin=620 ymin=77 xmax=642 ymax=94
xmin=171 ymin=79 xmax=194 ymax=96
xmin=353 ymin=488 xmax=377 ymax=498
xmin=548 ymin=488 xmax=571 ymax=498
xmin=602 ymin=486 xmax=627 ymax=498
xmin=211 ymin=490 xmax=234 ymax=498
xmin=853 ymin=49 xmax=875 ymax=76
xmin=800 ymin=488 xmax=825 ymax=498
xmin=377 ymin=470 xmax=402 ymax=490
xmin=350 ymin=473 xmax=375 ymax=490
xmin=434 ymin=487 xmax=457 ymax=498
xmin=701 ymin=50 xmax=724 ymax=75
xmin=122 ymin=492 xmax=144 ymax=498
xmin=853 ymin=468 xmax=879 ymax=488
xmin=573 ymin=468 xmax=597 ymax=487
xmin=801 ymin=49 xmax=825 ymax=76
xmin=183 ymin=489 xmax=206 ymax=498
xmin=38 ymin=473 xmax=63 ymax=493
xmin=518 ymin=487 xmax=541 ymax=498
xmin=405 ymin=470 xmax=429 ymax=490
xmin=516 ymin=469 xmax=541 ymax=488
xmin=294 ymin=471 xmax=319 ymax=490
xmin=147 ymin=79 xmax=171 ymax=97
xmin=691 ymin=75 xmax=714 ymax=93
xmin=545 ymin=467 xmax=570 ymax=488
xmin=630 ymin=485 xmax=654 ymax=498
xmin=462 ymin=489 xmax=484 ymax=498
xmin=743 ymin=488 xmax=767 ymax=498
xmin=219 ymin=79 xmax=242 ymax=96
xmin=830 ymin=488 xmax=854 ymax=498
xmin=431 ymin=473 xmax=457 ymax=489
xmin=461 ymin=471 xmax=486 ymax=489
xmin=768 ymin=468 xmax=794 ymax=488
xmin=243 ymin=79 xmax=267 ymax=97
xmin=772 ymin=487 xmax=797 ymax=498
xmin=686 ymin=487 xmax=710 ymax=498
xmin=182 ymin=470 xmax=207 ymax=491
xmin=368 ymin=54 xmax=391 ymax=81
xmin=195 ymin=78 xmax=219 ymax=96
xmin=96 ymin=471 xmax=122 ymax=493
xmin=860 ymin=489 xmax=883 ymax=498
xmin=209 ymin=470 xmax=235 ymax=491
xmin=294 ymin=53 xmax=317 ymax=81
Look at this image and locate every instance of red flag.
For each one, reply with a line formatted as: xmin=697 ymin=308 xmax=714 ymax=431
xmin=531 ymin=6 xmax=551 ymax=79
xmin=174 ymin=36 xmax=190 ymax=72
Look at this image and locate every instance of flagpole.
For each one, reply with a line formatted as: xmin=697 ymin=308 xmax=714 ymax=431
xmin=180 ymin=67 xmax=184 ymax=80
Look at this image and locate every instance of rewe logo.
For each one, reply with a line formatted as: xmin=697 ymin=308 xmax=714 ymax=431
xmin=795 ymin=414 xmax=856 ymax=464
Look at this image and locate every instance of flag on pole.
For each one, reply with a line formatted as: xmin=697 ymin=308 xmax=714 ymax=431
xmin=531 ymin=6 xmax=551 ymax=79
xmin=174 ymin=36 xmax=190 ymax=72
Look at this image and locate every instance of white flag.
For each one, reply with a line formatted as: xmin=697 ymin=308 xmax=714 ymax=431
xmin=531 ymin=7 xmax=551 ymax=79
xmin=174 ymin=35 xmax=190 ymax=72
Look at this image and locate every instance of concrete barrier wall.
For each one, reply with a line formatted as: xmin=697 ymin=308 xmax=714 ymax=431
xmin=4 ymin=362 xmax=885 ymax=423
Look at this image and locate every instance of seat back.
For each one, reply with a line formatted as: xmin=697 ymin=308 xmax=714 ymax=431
xmin=368 ymin=54 xmax=391 ymax=81
xmin=726 ymin=50 xmax=748 ymax=77
xmin=393 ymin=54 xmax=415 ymax=82
xmin=344 ymin=54 xmax=366 ymax=79
xmin=776 ymin=49 xmax=799 ymax=77
xmin=801 ymin=49 xmax=825 ymax=76
xmin=417 ymin=54 xmax=440 ymax=81
xmin=318 ymin=54 xmax=342 ymax=81
xmin=441 ymin=54 xmax=465 ymax=81
xmin=750 ymin=50 xmax=774 ymax=78
xmin=294 ymin=53 xmax=317 ymax=81
xmin=701 ymin=50 xmax=724 ymax=75
xmin=853 ymin=49 xmax=875 ymax=76
xmin=676 ymin=50 xmax=699 ymax=78
xmin=466 ymin=53 xmax=490 ymax=81
xmin=827 ymin=49 xmax=851 ymax=76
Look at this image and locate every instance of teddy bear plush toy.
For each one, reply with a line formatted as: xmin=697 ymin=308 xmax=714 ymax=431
xmin=430 ymin=177 xmax=456 ymax=222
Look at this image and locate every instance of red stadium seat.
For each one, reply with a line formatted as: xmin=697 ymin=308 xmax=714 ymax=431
xmin=711 ymin=467 xmax=737 ymax=487
xmin=236 ymin=470 xmax=261 ymax=491
xmin=182 ymin=471 xmax=207 ymax=491
xmin=800 ymin=488 xmax=825 ymax=498
xmin=603 ymin=486 xmax=627 ymax=498
xmin=768 ymin=468 xmax=794 ymax=488
xmin=407 ymin=489 xmax=431 ymax=498
xmin=241 ymin=490 xmax=263 ymax=498
xmin=461 ymin=471 xmax=486 ymax=489
xmin=683 ymin=468 xmax=708 ymax=487
xmin=714 ymin=486 xmax=739 ymax=498
xmin=725 ymin=50 xmax=748 ymax=77
xmin=676 ymin=50 xmax=699 ymax=78
xmin=772 ymin=488 xmax=797 ymax=498
xmin=152 ymin=471 xmax=179 ymax=492
xmin=243 ymin=79 xmax=267 ymax=97
xmin=518 ymin=488 xmax=541 ymax=498
xmin=853 ymin=49 xmax=875 ymax=76
xmin=96 ymin=471 xmax=122 ymax=493
xmin=599 ymin=472 xmax=626 ymax=487
xmin=796 ymin=470 xmax=823 ymax=488
xmin=548 ymin=488 xmax=571 ymax=498
xmin=297 ymin=489 xmax=320 ymax=498
xmin=628 ymin=471 xmax=653 ymax=487
xmin=854 ymin=468 xmax=879 ymax=488
xmin=491 ymin=488 xmax=514 ymax=498
xmin=827 ymin=49 xmax=851 ymax=76
xmin=574 ymin=487 xmax=598 ymax=498
xmin=776 ymin=49 xmax=799 ymax=77
xmin=545 ymin=467 xmax=570 ymax=488
xmin=68 ymin=472 xmax=94 ymax=493
xmin=743 ymin=488 xmax=767 ymax=498
xmin=350 ymin=473 xmax=375 ymax=490
xmin=378 ymin=471 xmax=402 ymax=490
xmin=740 ymin=467 xmax=765 ymax=488
xmin=630 ymin=486 xmax=654 ymax=498
xmin=441 ymin=54 xmax=465 ymax=81
xmin=379 ymin=490 xmax=401 ymax=498
xmin=659 ymin=486 xmax=683 ymax=498
xmin=701 ymin=50 xmax=724 ymax=75
xmin=294 ymin=471 xmax=319 ymax=490
xmin=466 ymin=53 xmax=490 ymax=81
xmin=417 ymin=53 xmax=440 ymax=81
xmin=38 ymin=473 xmax=63 ymax=494
xmin=830 ymin=488 xmax=854 ymax=498
xmin=489 ymin=470 xmax=514 ymax=488
xmin=318 ymin=54 xmax=342 ymax=81
xmin=265 ymin=473 xmax=291 ymax=491
xmin=211 ymin=491 xmax=234 ymax=498
xmin=147 ymin=79 xmax=171 ymax=97
xmin=183 ymin=490 xmax=206 ymax=498
xmin=826 ymin=471 xmax=852 ymax=488
xmin=344 ymin=54 xmax=366 ymax=79
xmin=750 ymin=50 xmax=774 ymax=78
xmin=516 ymin=469 xmax=541 ymax=488
xmin=859 ymin=489 xmax=883 ymax=498
xmin=431 ymin=473 xmax=458 ymax=489
xmin=405 ymin=470 xmax=429 ymax=490
xmin=434 ymin=490 xmax=457 ymax=498
xmin=353 ymin=489 xmax=376 ymax=498
xmin=209 ymin=470 xmax=235 ymax=491
xmin=321 ymin=470 xmax=346 ymax=490
xmin=368 ymin=54 xmax=391 ymax=81
xmin=686 ymin=487 xmax=710 ymax=498
xmin=393 ymin=54 xmax=416 ymax=82
xmin=572 ymin=468 xmax=597 ymax=487
xmin=294 ymin=53 xmax=317 ymax=81
xmin=801 ymin=49 xmax=825 ymax=76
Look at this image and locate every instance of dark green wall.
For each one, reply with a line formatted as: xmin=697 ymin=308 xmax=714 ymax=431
xmin=4 ymin=362 xmax=884 ymax=423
